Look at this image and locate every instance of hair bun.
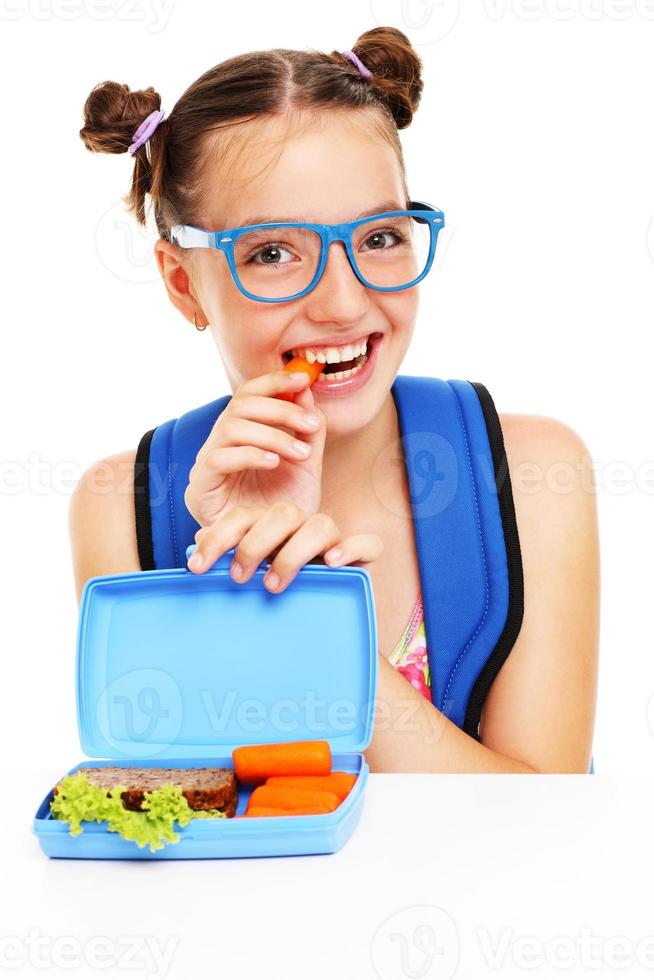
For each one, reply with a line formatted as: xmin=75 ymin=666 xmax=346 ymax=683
xmin=79 ymin=80 xmax=162 ymax=154
xmin=350 ymin=26 xmax=423 ymax=129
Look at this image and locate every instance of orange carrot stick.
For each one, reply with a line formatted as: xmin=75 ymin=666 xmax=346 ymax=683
xmin=245 ymin=805 xmax=333 ymax=817
xmin=248 ymin=784 xmax=339 ymax=812
xmin=244 ymin=806 xmax=294 ymax=817
xmin=232 ymin=740 xmax=331 ymax=783
xmin=276 ymin=356 xmax=323 ymax=402
xmin=264 ymin=772 xmax=357 ymax=801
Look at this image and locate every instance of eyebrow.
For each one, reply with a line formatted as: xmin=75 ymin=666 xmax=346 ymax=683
xmin=233 ymin=199 xmax=409 ymax=228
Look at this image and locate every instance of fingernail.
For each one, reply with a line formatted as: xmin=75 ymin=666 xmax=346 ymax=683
xmin=303 ymin=413 xmax=320 ymax=427
xmin=289 ymin=371 xmax=310 ymax=383
xmin=189 ymin=552 xmax=204 ymax=570
xmin=231 ymin=560 xmax=243 ymax=580
xmin=325 ymin=548 xmax=343 ymax=563
xmin=293 ymin=440 xmax=311 ymax=456
xmin=265 ymin=570 xmax=280 ymax=590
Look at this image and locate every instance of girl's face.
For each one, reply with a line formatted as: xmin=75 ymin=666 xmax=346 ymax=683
xmin=161 ymin=110 xmax=420 ymax=436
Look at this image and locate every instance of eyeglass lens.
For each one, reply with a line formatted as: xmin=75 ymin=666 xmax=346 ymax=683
xmin=231 ymin=215 xmax=432 ymax=300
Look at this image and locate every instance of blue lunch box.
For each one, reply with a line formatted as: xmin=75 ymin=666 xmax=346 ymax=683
xmin=33 ymin=544 xmax=378 ymax=859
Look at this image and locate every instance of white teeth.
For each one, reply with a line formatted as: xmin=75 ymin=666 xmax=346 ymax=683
xmin=289 ymin=335 xmax=370 ymax=364
xmin=317 ymin=345 xmax=370 ymax=381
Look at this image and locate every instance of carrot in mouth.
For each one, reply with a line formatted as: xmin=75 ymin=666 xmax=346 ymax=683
xmin=276 ymin=355 xmax=323 ymax=402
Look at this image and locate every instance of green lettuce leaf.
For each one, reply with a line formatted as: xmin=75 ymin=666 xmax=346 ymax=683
xmin=50 ymin=771 xmax=227 ymax=853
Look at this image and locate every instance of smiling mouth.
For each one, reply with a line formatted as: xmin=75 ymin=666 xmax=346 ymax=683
xmin=282 ymin=334 xmax=379 ymax=376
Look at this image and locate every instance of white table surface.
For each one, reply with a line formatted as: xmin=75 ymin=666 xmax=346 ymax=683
xmin=3 ymin=770 xmax=653 ymax=979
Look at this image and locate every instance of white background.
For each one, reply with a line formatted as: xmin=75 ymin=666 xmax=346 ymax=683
xmin=3 ymin=0 xmax=651 ymax=773
xmin=1 ymin=2 xmax=653 ymax=973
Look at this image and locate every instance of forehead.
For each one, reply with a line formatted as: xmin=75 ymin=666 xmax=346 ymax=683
xmin=198 ymin=109 xmax=406 ymax=229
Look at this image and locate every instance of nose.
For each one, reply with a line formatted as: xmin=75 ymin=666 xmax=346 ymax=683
xmin=307 ymin=238 xmax=367 ymax=312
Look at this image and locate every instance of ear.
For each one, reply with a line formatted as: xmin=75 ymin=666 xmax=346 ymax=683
xmin=154 ymin=237 xmax=205 ymax=325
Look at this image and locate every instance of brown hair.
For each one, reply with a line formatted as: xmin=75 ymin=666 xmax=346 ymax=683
xmin=79 ymin=26 xmax=423 ymax=241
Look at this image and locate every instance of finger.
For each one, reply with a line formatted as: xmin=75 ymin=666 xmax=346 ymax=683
xmin=202 ymin=371 xmax=310 ymax=445
xmin=187 ymin=507 xmax=266 ymax=573
xmin=237 ymin=368 xmax=311 ymax=400
xmin=285 ymin=386 xmax=327 ymax=459
xmin=230 ymin=394 xmax=324 ymax=437
xmin=204 ymin=417 xmax=314 ymax=463
xmin=233 ymin=500 xmax=308 ymax=584
xmin=324 ymin=533 xmax=384 ymax=567
xmin=187 ymin=445 xmax=282 ymax=502
xmin=261 ymin=512 xmax=341 ymax=593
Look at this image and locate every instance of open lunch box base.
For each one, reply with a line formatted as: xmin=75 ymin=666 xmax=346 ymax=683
xmin=32 ymin=547 xmax=376 ymax=860
xmin=34 ymin=755 xmax=368 ymax=860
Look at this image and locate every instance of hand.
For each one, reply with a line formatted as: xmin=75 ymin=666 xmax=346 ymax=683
xmin=184 ymin=369 xmax=327 ymax=528
xmin=188 ymin=501 xmax=384 ymax=592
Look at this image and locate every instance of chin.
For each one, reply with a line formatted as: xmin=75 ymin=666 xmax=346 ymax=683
xmin=318 ymin=383 xmax=389 ymax=435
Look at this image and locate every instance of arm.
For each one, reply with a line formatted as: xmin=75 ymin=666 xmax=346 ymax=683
xmin=365 ymin=415 xmax=600 ymax=774
xmin=69 ymin=449 xmax=141 ymax=606
xmin=367 ymin=655 xmax=539 ymax=772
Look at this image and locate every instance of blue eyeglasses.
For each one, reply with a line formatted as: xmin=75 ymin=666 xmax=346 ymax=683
xmin=170 ymin=199 xmax=445 ymax=303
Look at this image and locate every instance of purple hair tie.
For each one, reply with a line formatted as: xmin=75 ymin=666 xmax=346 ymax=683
xmin=342 ymin=50 xmax=372 ymax=79
xmin=128 ymin=108 xmax=166 ymax=155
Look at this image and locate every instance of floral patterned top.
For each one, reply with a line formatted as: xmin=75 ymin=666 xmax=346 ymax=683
xmin=386 ymin=593 xmax=431 ymax=700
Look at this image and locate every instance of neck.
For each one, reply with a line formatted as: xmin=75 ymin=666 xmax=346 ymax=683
xmin=321 ymin=391 xmax=401 ymax=511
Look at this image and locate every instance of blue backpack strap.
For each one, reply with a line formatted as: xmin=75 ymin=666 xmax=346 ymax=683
xmin=134 ymin=376 xmax=523 ymax=741
xmin=391 ymin=376 xmax=524 ymax=738
xmin=134 ymin=394 xmax=232 ymax=571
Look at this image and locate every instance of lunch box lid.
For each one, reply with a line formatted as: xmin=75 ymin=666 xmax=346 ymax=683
xmin=76 ymin=546 xmax=378 ymax=759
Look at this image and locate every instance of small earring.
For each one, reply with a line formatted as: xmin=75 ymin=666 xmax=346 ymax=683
xmin=193 ymin=312 xmax=207 ymax=331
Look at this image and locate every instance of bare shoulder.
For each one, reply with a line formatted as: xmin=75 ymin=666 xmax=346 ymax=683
xmin=496 ymin=409 xmax=597 ymax=535
xmin=496 ymin=409 xmax=599 ymax=590
xmin=69 ymin=449 xmax=141 ymax=607
xmin=497 ymin=410 xmax=592 ymax=458
xmin=480 ymin=412 xmax=600 ymax=772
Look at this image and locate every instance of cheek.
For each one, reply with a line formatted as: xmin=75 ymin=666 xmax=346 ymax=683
xmin=379 ymin=289 xmax=419 ymax=338
xmin=212 ymin=305 xmax=291 ymax=384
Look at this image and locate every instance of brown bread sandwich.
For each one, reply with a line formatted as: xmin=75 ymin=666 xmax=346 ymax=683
xmin=50 ymin=765 xmax=239 ymax=851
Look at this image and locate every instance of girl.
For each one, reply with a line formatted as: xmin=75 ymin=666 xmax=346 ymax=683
xmin=73 ymin=27 xmax=600 ymax=773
